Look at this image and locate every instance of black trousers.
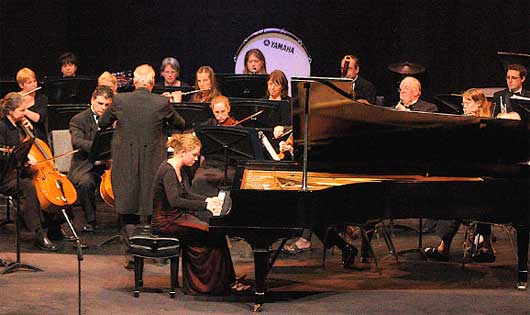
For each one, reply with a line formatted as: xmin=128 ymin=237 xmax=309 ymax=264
xmin=0 ymin=174 xmax=45 ymax=239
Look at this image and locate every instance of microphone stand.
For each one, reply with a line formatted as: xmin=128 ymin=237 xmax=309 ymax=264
xmin=61 ymin=209 xmax=83 ymax=315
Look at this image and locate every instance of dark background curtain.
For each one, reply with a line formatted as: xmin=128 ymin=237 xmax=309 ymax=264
xmin=1 ymin=0 xmax=528 ymax=102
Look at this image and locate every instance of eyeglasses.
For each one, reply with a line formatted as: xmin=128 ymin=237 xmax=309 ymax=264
xmin=506 ymin=76 xmax=521 ymax=80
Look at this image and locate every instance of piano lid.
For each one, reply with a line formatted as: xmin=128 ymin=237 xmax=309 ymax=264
xmin=289 ymin=77 xmax=529 ymax=176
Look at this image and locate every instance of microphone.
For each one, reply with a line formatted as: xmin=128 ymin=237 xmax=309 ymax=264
xmin=252 ymin=69 xmax=257 ymax=74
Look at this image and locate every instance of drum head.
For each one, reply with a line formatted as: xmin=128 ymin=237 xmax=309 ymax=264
xmin=234 ymin=28 xmax=311 ymax=95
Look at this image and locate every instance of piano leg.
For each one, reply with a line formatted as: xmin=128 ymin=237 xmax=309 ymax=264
xmin=253 ymin=248 xmax=269 ymax=312
xmin=515 ymin=223 xmax=528 ymax=290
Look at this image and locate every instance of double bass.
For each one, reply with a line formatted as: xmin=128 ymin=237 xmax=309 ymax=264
xmin=19 ymin=122 xmax=77 ymax=212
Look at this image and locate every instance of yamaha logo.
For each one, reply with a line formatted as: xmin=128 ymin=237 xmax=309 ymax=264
xmin=264 ymin=39 xmax=270 ymax=46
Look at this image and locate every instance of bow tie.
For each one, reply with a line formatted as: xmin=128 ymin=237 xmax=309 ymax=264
xmin=512 ymin=92 xmax=521 ymax=96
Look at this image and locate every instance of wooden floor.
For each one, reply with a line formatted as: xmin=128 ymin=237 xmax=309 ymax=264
xmin=1 ymin=214 xmax=529 ymax=314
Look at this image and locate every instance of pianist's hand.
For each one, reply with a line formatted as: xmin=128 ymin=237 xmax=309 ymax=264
xmin=206 ymin=197 xmax=223 ymax=216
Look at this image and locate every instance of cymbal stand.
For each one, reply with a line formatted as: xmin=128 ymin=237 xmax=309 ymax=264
xmin=61 ymin=209 xmax=83 ymax=315
xmin=2 ymin=160 xmax=43 ymax=274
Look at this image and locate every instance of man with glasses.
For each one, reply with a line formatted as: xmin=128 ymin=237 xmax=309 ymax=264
xmin=492 ymin=64 xmax=530 ymax=117
xmin=340 ymin=54 xmax=376 ymax=105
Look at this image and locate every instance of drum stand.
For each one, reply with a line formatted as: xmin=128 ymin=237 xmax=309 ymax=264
xmin=2 ymin=141 xmax=43 ymax=274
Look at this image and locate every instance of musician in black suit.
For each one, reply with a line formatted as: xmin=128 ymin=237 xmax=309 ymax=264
xmin=394 ymin=76 xmax=438 ymax=112
xmin=99 ymin=64 xmax=185 ymax=230
xmin=341 ymin=54 xmax=376 ymax=105
xmin=492 ymin=64 xmax=530 ymax=117
xmin=68 ymin=86 xmax=113 ymax=231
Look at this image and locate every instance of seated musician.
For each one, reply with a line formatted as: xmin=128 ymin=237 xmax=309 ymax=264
xmin=16 ymin=67 xmax=49 ymax=142
xmin=340 ymin=54 xmax=376 ymax=104
xmin=59 ymin=52 xmax=79 ymax=78
xmin=68 ymin=86 xmax=114 ymax=232
xmin=190 ymin=66 xmax=221 ymax=103
xmin=267 ymin=70 xmax=293 ymax=159
xmin=0 ymin=92 xmax=60 ymax=251
xmin=492 ymin=63 xmax=529 ymax=119
xmin=158 ymin=57 xmax=190 ymax=103
xmin=242 ymin=49 xmax=267 ymax=74
xmin=152 ymin=133 xmax=250 ymax=295
xmin=205 ymin=95 xmax=238 ymax=126
xmin=424 ymin=88 xmax=496 ymax=262
xmin=191 ymin=95 xmax=238 ymax=196
xmin=98 ymin=71 xmax=118 ymax=94
xmin=394 ymin=76 xmax=438 ymax=112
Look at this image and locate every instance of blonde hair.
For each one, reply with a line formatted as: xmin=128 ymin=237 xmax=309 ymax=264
xmin=133 ymin=64 xmax=155 ymax=87
xmin=462 ymin=88 xmax=490 ymax=117
xmin=191 ymin=66 xmax=220 ymax=102
xmin=98 ymin=71 xmax=118 ymax=92
xmin=167 ymin=133 xmax=202 ymax=154
xmin=210 ymin=95 xmax=231 ymax=111
xmin=16 ymin=68 xmax=36 ymax=84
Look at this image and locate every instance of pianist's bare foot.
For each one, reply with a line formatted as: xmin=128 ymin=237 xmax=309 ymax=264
xmin=282 ymin=237 xmax=311 ymax=254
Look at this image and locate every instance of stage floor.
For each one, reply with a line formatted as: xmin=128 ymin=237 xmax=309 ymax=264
xmin=1 ymin=217 xmax=529 ymax=314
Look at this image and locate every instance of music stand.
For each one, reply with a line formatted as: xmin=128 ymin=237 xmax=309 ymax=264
xmin=194 ymin=126 xmax=264 ymax=187
xmin=171 ymin=103 xmax=213 ymax=131
xmin=1 ymin=139 xmax=44 ymax=274
xmin=43 ymin=76 xmax=97 ymax=104
xmin=216 ymin=74 xmax=268 ymax=98
xmin=229 ymin=98 xmax=291 ymax=129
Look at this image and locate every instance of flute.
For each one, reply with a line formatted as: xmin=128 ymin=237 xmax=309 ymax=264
xmin=182 ymin=88 xmax=210 ymax=96
xmin=21 ymin=86 xmax=42 ymax=96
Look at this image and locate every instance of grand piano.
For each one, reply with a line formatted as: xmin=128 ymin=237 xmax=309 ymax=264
xmin=209 ymin=77 xmax=530 ymax=311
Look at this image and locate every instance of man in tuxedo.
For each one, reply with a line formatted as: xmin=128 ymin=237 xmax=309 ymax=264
xmin=68 ymin=85 xmax=113 ymax=231
xmin=394 ymin=76 xmax=438 ymax=112
xmin=492 ymin=64 xmax=530 ymax=117
xmin=340 ymin=54 xmax=377 ymax=105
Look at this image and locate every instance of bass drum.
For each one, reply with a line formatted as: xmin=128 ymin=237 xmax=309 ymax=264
xmin=234 ymin=28 xmax=311 ymax=95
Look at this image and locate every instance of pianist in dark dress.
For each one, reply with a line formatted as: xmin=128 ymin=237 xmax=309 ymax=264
xmin=152 ymin=133 xmax=249 ymax=295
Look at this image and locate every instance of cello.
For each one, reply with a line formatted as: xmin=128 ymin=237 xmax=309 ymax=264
xmin=99 ymin=166 xmax=114 ymax=207
xmin=19 ymin=121 xmax=78 ymax=212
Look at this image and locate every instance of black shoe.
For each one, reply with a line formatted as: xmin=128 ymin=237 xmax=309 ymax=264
xmin=472 ymin=249 xmax=496 ymax=263
xmin=35 ymin=237 xmax=59 ymax=252
xmin=0 ymin=258 xmax=6 ymax=267
xmin=424 ymin=247 xmax=449 ymax=262
xmin=342 ymin=245 xmax=358 ymax=268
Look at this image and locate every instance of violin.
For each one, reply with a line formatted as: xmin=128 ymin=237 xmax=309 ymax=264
xmin=19 ymin=121 xmax=77 ymax=212
xmin=277 ymin=133 xmax=294 ymax=160
xmin=218 ymin=116 xmax=238 ymax=126
xmin=99 ymin=166 xmax=114 ymax=207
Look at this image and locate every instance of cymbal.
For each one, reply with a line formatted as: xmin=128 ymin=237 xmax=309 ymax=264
xmin=387 ymin=61 xmax=426 ymax=75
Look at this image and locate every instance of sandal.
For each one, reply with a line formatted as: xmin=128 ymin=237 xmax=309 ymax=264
xmin=282 ymin=242 xmax=311 ymax=255
xmin=424 ymin=246 xmax=449 ymax=262
xmin=231 ymin=279 xmax=252 ymax=294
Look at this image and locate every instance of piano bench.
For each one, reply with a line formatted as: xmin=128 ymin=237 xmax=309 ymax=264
xmin=126 ymin=225 xmax=181 ymax=298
